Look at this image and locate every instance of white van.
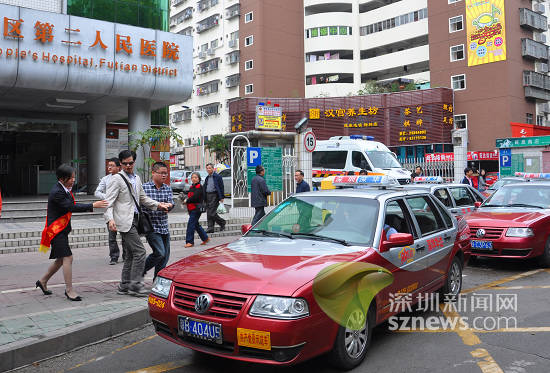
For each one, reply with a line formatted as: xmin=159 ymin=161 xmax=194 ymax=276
xmin=312 ymin=135 xmax=412 ymax=186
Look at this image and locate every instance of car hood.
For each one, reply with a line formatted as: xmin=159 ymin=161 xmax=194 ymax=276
xmin=466 ymin=209 xmax=548 ymax=227
xmin=160 ymin=237 xmax=371 ymax=296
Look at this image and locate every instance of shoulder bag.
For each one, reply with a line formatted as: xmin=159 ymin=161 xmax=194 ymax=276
xmin=118 ymin=174 xmax=153 ymax=235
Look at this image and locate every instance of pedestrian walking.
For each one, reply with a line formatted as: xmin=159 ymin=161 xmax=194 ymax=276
xmin=294 ymin=170 xmax=310 ymax=193
xmin=142 ymin=162 xmax=174 ymax=279
xmin=183 ymin=172 xmax=209 ymax=248
xmin=95 ymin=157 xmax=122 ymax=265
xmin=104 ymin=150 xmax=170 ymax=297
xmin=478 ymin=169 xmax=487 ymax=192
xmin=204 ymin=163 xmax=226 ymax=233
xmin=36 ymin=164 xmax=108 ymax=301
xmin=251 ymin=165 xmax=271 ymax=226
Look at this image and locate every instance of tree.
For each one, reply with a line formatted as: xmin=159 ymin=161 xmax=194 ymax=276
xmin=129 ymin=126 xmax=183 ymax=181
xmin=205 ymin=134 xmax=229 ymax=164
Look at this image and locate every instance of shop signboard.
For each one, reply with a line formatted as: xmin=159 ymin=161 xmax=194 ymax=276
xmin=496 ymin=136 xmax=550 ymax=148
xmin=255 ymin=105 xmax=282 ymax=130
xmin=465 ymin=0 xmax=507 ymax=66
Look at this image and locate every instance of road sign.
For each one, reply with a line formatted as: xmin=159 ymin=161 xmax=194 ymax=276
xmin=304 ymin=131 xmax=316 ymax=152
xmin=247 ymin=147 xmax=261 ymax=167
xmin=500 ymin=148 xmax=511 ymax=167
xmin=247 ymin=147 xmax=283 ymax=192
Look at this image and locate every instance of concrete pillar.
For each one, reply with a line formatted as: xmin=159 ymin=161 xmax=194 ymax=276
xmin=128 ymin=99 xmax=151 ymax=181
xmin=453 ymin=128 xmax=468 ymax=183
xmin=87 ymin=114 xmax=106 ymax=195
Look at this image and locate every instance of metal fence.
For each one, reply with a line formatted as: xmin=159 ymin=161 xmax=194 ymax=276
xmin=399 ymin=158 xmax=455 ymax=182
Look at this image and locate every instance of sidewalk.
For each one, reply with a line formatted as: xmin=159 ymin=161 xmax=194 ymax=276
xmin=0 ymin=234 xmax=240 ymax=372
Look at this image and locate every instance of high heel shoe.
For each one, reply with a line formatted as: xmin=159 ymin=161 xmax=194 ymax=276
xmin=35 ymin=280 xmax=52 ymax=295
xmin=65 ymin=291 xmax=82 ymax=301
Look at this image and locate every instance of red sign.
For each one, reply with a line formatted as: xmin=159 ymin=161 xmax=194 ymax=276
xmin=425 ymin=151 xmax=498 ymax=162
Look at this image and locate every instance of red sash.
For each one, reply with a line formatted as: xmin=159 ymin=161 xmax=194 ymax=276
xmin=39 ymin=191 xmax=75 ymax=253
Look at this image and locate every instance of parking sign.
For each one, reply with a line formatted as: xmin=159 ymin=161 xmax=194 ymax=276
xmin=247 ymin=147 xmax=262 ymax=167
xmin=500 ymin=148 xmax=511 ymax=167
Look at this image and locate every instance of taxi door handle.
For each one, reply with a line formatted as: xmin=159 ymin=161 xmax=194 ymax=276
xmin=443 ymin=234 xmax=451 ymax=241
xmin=416 ymin=244 xmax=426 ymax=252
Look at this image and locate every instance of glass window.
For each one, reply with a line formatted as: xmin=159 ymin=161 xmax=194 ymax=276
xmin=450 ymin=44 xmax=464 ymax=61
xmin=251 ymin=196 xmax=380 ymax=247
xmin=449 ymin=15 xmax=464 ymax=32
xmin=486 ymin=185 xmax=550 ymax=208
xmin=245 ymin=35 xmax=253 ymax=46
xmin=451 ymin=74 xmax=466 ymax=90
xmin=320 ymin=27 xmax=328 ymax=36
xmin=245 ymin=11 xmax=253 ymax=23
xmin=329 ymin=26 xmax=338 ymax=35
xmin=384 ymin=200 xmax=415 ymax=238
xmin=434 ymin=188 xmax=453 ymax=208
xmin=454 ymin=114 xmax=467 ymax=129
xmin=449 ymin=187 xmax=475 ymax=207
xmin=365 ymin=151 xmax=401 ymax=168
xmin=339 ymin=26 xmax=348 ymax=35
xmin=352 ymin=151 xmax=370 ymax=170
xmin=245 ymin=60 xmax=253 ymax=70
xmin=526 ymin=113 xmax=534 ymax=124
xmin=311 ymin=28 xmax=318 ymax=37
xmin=312 ymin=151 xmax=347 ymax=169
xmin=406 ymin=196 xmax=446 ymax=236
xmin=245 ymin=84 xmax=253 ymax=94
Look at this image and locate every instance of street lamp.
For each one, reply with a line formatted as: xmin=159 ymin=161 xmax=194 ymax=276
xmin=182 ymin=105 xmax=209 ymax=168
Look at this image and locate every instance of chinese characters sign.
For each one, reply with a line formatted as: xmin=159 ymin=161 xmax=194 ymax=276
xmin=255 ymin=105 xmax=282 ymax=130
xmin=496 ymin=136 xmax=550 ymax=148
xmin=466 ymin=0 xmax=507 ymax=66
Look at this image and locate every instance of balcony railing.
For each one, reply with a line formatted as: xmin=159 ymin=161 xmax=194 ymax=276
xmin=225 ymin=4 xmax=240 ymax=19
xmin=226 ymin=73 xmax=240 ymax=88
xmin=196 ymin=80 xmax=220 ymax=96
xmin=520 ymin=8 xmax=548 ymax=31
xmin=197 ymin=58 xmax=219 ymax=74
xmin=524 ymin=70 xmax=550 ymax=100
xmin=226 ymin=50 xmax=240 ymax=64
xmin=196 ymin=14 xmax=220 ymax=33
xmin=198 ymin=103 xmax=220 ymax=116
xmin=171 ymin=109 xmax=192 ymax=123
xmin=198 ymin=0 xmax=218 ymax=12
xmin=522 ymin=38 xmax=549 ymax=61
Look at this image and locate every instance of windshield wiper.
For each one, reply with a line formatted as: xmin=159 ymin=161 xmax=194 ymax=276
xmin=482 ymin=204 xmax=506 ymax=207
xmin=290 ymin=232 xmax=350 ymax=246
xmin=249 ymin=229 xmax=293 ymax=239
xmin=504 ymin=203 xmax=544 ymax=209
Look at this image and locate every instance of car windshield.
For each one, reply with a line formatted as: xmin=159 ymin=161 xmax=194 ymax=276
xmin=365 ymin=151 xmax=401 ymax=169
xmin=484 ymin=184 xmax=550 ymax=209
xmin=249 ymin=196 xmax=379 ymax=246
xmin=171 ymin=171 xmax=185 ymax=178
xmin=488 ymin=179 xmax=523 ymax=190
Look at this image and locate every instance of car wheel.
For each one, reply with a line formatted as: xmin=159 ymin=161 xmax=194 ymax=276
xmin=538 ymin=238 xmax=550 ymax=268
xmin=439 ymin=256 xmax=462 ymax=301
xmin=328 ymin=304 xmax=374 ymax=370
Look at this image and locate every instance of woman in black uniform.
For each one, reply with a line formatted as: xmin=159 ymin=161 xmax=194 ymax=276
xmin=36 ymin=164 xmax=107 ymax=301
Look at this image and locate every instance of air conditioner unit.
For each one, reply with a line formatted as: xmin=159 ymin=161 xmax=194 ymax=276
xmin=537 ymin=62 xmax=549 ymax=72
xmin=225 ymin=10 xmax=231 ymax=18
xmin=207 ymin=48 xmax=215 ymax=55
xmin=228 ymin=39 xmax=237 ymax=48
xmin=535 ymin=32 xmax=547 ymax=43
xmin=535 ymin=3 xmax=545 ymax=14
xmin=198 ymin=51 xmax=206 ymax=58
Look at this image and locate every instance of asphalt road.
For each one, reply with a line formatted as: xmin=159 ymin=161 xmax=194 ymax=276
xmin=17 ymin=258 xmax=550 ymax=373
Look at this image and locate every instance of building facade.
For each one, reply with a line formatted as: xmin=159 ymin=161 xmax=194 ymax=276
xmin=304 ymin=0 xmax=430 ymax=98
xmin=169 ymin=0 xmax=304 ymax=168
xmin=0 ymin=0 xmax=192 ymax=196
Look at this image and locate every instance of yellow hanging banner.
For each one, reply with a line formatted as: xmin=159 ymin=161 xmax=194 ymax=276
xmin=466 ymin=0 xmax=507 ymax=66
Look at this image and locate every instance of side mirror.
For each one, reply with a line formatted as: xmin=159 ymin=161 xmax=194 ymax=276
xmin=474 ymin=201 xmax=482 ymax=208
xmin=241 ymin=224 xmax=252 ymax=235
xmin=380 ymin=233 xmax=414 ymax=253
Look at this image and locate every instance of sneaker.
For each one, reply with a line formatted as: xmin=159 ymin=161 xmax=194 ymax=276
xmin=206 ymin=228 xmax=214 ymax=234
xmin=117 ymin=286 xmax=129 ymax=295
xmin=220 ymin=223 xmax=226 ymax=232
xmin=109 ymin=259 xmax=117 ymax=265
xmin=128 ymin=288 xmax=149 ymax=297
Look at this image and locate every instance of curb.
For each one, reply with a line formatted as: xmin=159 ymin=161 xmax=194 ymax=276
xmin=0 ymin=305 xmax=150 ymax=372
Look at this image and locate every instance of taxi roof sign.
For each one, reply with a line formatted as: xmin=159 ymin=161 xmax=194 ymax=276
xmin=413 ymin=176 xmax=443 ymax=184
xmin=515 ymin=172 xmax=550 ymax=179
xmin=331 ymin=174 xmax=398 ymax=188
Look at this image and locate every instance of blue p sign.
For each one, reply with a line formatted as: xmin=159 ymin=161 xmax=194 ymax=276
xmin=500 ymin=148 xmax=511 ymax=168
xmin=247 ymin=147 xmax=262 ymax=167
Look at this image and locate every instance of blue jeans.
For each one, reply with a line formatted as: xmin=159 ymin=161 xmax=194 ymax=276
xmin=144 ymin=232 xmax=170 ymax=278
xmin=186 ymin=209 xmax=208 ymax=244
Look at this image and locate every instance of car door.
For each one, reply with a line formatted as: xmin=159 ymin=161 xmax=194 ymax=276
xmin=433 ymin=187 xmax=453 ymax=210
xmin=449 ymin=186 xmax=476 ymax=215
xmin=403 ymin=194 xmax=452 ymax=288
xmin=377 ymin=198 xmax=426 ymax=307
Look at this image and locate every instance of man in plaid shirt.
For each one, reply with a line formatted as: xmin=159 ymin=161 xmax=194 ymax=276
xmin=142 ymin=162 xmax=174 ymax=278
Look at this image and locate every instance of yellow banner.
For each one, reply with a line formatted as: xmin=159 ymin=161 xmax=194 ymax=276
xmin=255 ymin=105 xmax=282 ymax=130
xmin=466 ymin=0 xmax=506 ymax=66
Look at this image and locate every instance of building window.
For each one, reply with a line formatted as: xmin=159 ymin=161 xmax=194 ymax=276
xmin=454 ymin=114 xmax=467 ymax=129
xmin=245 ymin=35 xmax=253 ymax=46
xmin=245 ymin=84 xmax=253 ymax=94
xmin=537 ymin=115 xmax=545 ymax=125
xmin=359 ymin=8 xmax=427 ymax=36
xmin=245 ymin=60 xmax=253 ymax=70
xmin=526 ymin=113 xmax=534 ymax=124
xmin=449 ymin=15 xmax=463 ymax=32
xmin=448 ymin=0 xmax=461 ymax=3
xmin=450 ymin=44 xmax=464 ymax=61
xmin=245 ymin=11 xmax=253 ymax=23
xmin=451 ymin=74 xmax=466 ymax=90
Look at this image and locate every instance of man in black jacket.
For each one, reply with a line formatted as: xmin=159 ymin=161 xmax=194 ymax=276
xmin=251 ymin=165 xmax=271 ymax=225
xmin=204 ymin=163 xmax=226 ymax=233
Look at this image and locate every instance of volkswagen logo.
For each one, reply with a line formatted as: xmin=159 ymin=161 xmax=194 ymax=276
xmin=195 ymin=293 xmax=213 ymax=314
xmin=476 ymin=229 xmax=486 ymax=238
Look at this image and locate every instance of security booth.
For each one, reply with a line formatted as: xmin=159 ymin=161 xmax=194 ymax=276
xmin=0 ymin=3 xmax=192 ymax=196
xmin=497 ymin=136 xmax=550 ymax=176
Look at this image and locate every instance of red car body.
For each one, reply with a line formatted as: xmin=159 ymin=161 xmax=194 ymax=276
xmin=148 ymin=189 xmax=471 ymax=367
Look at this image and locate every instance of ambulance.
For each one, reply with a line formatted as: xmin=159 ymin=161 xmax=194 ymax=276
xmin=312 ymin=136 xmax=412 ymax=187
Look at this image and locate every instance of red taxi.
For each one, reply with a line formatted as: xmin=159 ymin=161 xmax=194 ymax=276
xmin=465 ymin=174 xmax=550 ymax=266
xmin=148 ymin=176 xmax=471 ymax=369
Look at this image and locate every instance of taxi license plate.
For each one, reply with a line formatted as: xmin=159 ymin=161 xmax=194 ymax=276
xmin=178 ymin=316 xmax=222 ymax=344
xmin=237 ymin=328 xmax=271 ymax=350
xmin=471 ymin=240 xmax=493 ymax=250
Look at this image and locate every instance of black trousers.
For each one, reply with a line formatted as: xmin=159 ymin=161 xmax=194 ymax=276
xmin=206 ymin=192 xmax=225 ymax=229
xmin=251 ymin=207 xmax=265 ymax=226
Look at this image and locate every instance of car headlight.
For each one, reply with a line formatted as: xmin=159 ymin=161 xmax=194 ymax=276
xmin=151 ymin=277 xmax=172 ymax=298
xmin=249 ymin=295 xmax=309 ymax=320
xmin=506 ymin=228 xmax=534 ymax=237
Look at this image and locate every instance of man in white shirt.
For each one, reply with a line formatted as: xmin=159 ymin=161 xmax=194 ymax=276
xmin=95 ymin=158 xmax=122 ymax=265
